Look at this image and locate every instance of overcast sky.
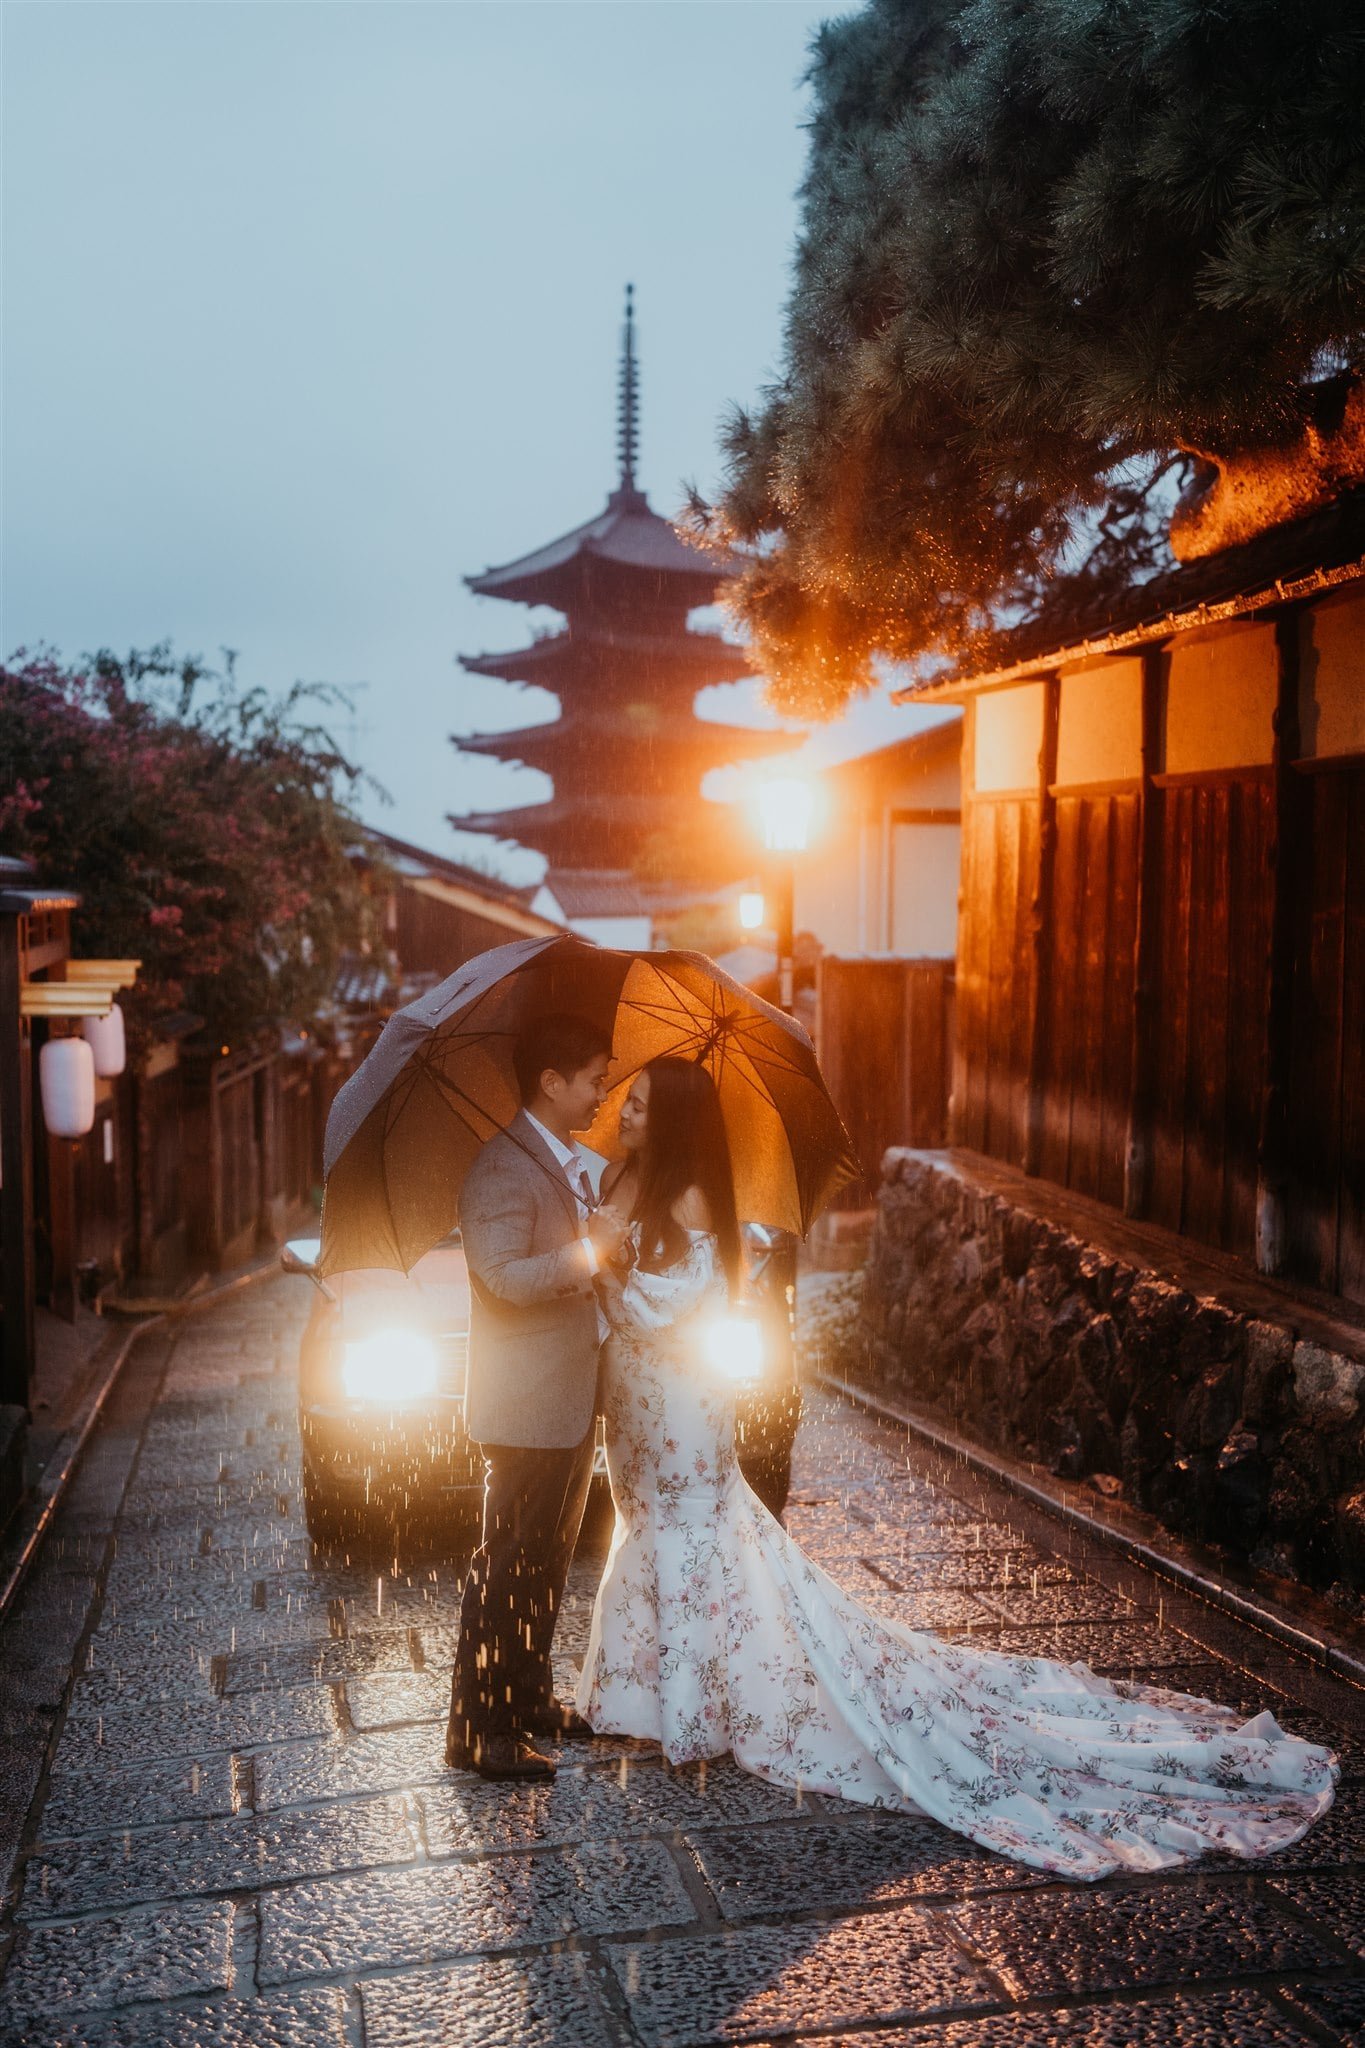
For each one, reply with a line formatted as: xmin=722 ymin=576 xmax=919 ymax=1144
xmin=4 ymin=0 xmax=944 ymax=881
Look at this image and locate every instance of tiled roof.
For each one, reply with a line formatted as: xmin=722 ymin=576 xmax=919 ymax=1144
xmin=361 ymin=828 xmax=537 ymax=907
xmin=467 ymin=486 xmax=734 ymax=607
xmin=542 ymin=867 xmax=727 ymax=919
xmin=897 ymin=487 xmax=1365 ymax=700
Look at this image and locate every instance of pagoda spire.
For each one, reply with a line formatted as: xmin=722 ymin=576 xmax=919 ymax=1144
xmin=615 ymin=282 xmax=640 ymax=499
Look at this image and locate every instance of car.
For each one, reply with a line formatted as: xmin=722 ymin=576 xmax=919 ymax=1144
xmin=283 ymin=1231 xmax=482 ymax=1547
xmin=282 ymin=1221 xmax=802 ymax=1546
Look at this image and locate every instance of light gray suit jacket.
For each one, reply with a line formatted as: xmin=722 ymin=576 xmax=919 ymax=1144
xmin=460 ymin=1111 xmax=604 ymax=1450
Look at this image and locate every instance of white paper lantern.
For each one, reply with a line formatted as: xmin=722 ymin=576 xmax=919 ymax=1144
xmin=40 ymin=1037 xmax=96 ymax=1139
xmin=81 ymin=1004 xmax=127 ymax=1078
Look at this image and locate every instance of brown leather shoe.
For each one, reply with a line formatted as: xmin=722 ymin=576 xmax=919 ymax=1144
xmin=522 ymin=1703 xmax=597 ymax=1740
xmin=470 ymin=1733 xmax=557 ymax=1781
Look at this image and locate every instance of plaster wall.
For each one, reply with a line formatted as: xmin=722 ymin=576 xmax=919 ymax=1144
xmin=889 ymin=823 xmax=961 ymax=957
xmin=797 ymin=736 xmax=962 ymax=957
xmin=568 ymin=913 xmax=654 ymax=950
xmin=974 ymin=682 xmax=1045 ymax=791
xmin=1300 ymin=587 xmax=1365 ymax=760
xmin=1055 ymin=658 xmax=1143 ymax=786
xmin=1164 ymin=621 xmax=1277 ymax=773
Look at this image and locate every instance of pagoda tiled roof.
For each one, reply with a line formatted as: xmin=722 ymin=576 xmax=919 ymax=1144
xmin=452 ymin=789 xmax=717 ymax=836
xmin=449 ymin=790 xmax=745 ymax=868
xmin=459 ymin=622 xmax=753 ymax=688
xmin=454 ymin=702 xmax=796 ymax=768
xmin=466 ymin=485 xmax=735 ymax=609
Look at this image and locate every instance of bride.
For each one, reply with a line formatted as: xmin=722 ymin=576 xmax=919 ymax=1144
xmin=576 ymin=1056 xmax=1338 ymax=1882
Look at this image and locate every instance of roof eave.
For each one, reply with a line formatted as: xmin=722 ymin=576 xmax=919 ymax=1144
xmin=894 ymin=553 xmax=1365 ymax=705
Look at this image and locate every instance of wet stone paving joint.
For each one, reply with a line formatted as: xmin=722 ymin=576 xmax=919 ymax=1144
xmin=0 ymin=1279 xmax=1360 ymax=2045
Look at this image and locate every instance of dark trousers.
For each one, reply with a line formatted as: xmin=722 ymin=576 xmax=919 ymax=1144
xmin=449 ymin=1428 xmax=596 ymax=1751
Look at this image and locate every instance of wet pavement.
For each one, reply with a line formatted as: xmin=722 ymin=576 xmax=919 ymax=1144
xmin=0 ymin=1278 xmax=1363 ymax=2046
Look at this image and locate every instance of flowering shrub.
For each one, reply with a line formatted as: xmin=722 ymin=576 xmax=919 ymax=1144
xmin=0 ymin=645 xmax=385 ymax=1047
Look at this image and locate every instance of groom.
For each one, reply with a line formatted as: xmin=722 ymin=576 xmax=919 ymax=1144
xmin=446 ymin=1012 xmax=627 ymax=1780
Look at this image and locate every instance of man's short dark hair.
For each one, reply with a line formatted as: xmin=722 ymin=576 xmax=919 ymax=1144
xmin=512 ymin=1013 xmax=612 ymax=1103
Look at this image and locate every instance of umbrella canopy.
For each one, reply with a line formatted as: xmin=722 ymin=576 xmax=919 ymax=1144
xmin=320 ymin=933 xmax=858 ymax=1276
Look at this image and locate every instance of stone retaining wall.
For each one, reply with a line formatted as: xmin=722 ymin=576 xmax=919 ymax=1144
xmin=856 ymin=1151 xmax=1365 ymax=1600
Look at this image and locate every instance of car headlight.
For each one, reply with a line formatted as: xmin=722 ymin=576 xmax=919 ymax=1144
xmin=700 ymin=1309 xmax=765 ymax=1385
xmin=341 ymin=1328 xmax=441 ymax=1403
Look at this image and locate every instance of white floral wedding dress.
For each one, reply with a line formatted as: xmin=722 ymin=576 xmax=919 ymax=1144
xmin=576 ymin=1228 xmax=1338 ymax=1881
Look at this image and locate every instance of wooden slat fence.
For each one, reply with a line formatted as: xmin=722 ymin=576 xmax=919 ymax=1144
xmin=818 ymin=957 xmax=955 ymax=1206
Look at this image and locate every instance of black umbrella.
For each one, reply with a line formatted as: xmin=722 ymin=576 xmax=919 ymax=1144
xmin=320 ymin=932 xmax=858 ymax=1276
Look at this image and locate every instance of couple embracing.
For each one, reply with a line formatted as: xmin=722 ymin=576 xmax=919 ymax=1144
xmin=445 ymin=1013 xmax=1337 ymax=1881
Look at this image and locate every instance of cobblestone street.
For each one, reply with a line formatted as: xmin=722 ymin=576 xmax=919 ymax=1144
xmin=1 ymin=1277 xmax=1363 ymax=2047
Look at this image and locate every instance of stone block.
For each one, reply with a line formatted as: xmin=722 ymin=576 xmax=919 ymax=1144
xmin=800 ymin=1990 xmax=1320 ymax=2048
xmin=217 ymin=1624 xmax=418 ymax=1695
xmin=38 ymin=1989 xmax=345 ymax=2048
xmin=360 ymin=1953 xmax=618 ymax=2048
xmin=1333 ymin=1482 xmax=1365 ymax=1580
xmin=605 ymin=1900 xmax=991 ymax=2046
xmin=1243 ymin=1321 xmax=1294 ymax=1426
xmin=419 ymin=1756 xmax=808 ymax=1860
xmin=0 ymin=1898 xmax=233 ymax=2022
xmin=1264 ymin=1868 xmax=1365 ymax=1956
xmin=20 ymin=1789 xmax=421 ymax=1917
xmin=0 ymin=1402 xmax=28 ymax=1539
xmin=945 ymin=1881 xmax=1341 ymax=1999
xmin=254 ymin=1726 xmax=445 ymax=1809
xmin=345 ymin=1671 xmax=447 ymax=1729
xmin=259 ymin=1841 xmax=696 ymax=1983
xmin=59 ymin=1684 xmax=335 ymax=1763
xmin=1278 ymin=1977 xmax=1365 ymax=2044
xmin=39 ymin=1750 xmax=237 ymax=1841
xmin=1293 ymin=1341 xmax=1365 ymax=1428
xmin=1178 ymin=1359 xmax=1244 ymax=1454
xmin=689 ymin=1813 xmax=1045 ymax=1920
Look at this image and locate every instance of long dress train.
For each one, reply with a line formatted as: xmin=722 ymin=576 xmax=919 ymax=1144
xmin=576 ymin=1229 xmax=1338 ymax=1882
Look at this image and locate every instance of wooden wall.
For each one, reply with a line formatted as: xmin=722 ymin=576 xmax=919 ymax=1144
xmin=1147 ymin=777 xmax=1273 ymax=1255
xmin=1037 ymin=793 xmax=1139 ymax=1209
xmin=1287 ymin=760 xmax=1365 ymax=1301
xmin=954 ymin=795 xmax=1037 ymax=1168
xmin=948 ymin=598 xmax=1365 ymax=1309
xmin=819 ymin=956 xmax=954 ymax=1205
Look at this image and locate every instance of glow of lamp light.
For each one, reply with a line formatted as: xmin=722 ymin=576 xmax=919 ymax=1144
xmin=738 ymin=891 xmax=765 ymax=932
xmin=701 ymin=1312 xmax=765 ymax=1385
xmin=756 ymin=776 xmax=815 ymax=854
xmin=341 ymin=1328 xmax=441 ymax=1403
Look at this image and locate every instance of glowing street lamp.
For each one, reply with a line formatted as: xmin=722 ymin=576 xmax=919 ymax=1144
xmin=756 ymin=776 xmax=816 ymax=855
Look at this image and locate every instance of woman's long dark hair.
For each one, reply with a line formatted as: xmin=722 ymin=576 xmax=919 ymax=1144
xmin=632 ymin=1058 xmax=741 ymax=1296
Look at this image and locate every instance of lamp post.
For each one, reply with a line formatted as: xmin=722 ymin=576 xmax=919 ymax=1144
xmin=756 ymin=776 xmax=815 ymax=1016
xmin=749 ymin=776 xmax=818 ymax=1355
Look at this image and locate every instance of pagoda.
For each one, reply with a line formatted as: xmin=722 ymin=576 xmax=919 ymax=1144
xmin=450 ymin=288 xmax=791 ymax=890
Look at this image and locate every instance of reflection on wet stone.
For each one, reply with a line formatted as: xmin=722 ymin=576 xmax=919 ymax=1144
xmin=258 ymin=1842 xmax=695 ymax=1982
xmin=606 ymin=1902 xmax=991 ymax=2045
xmin=360 ymin=1953 xmax=618 ymax=2048
xmin=2 ymin=1287 xmax=1363 ymax=2045
xmin=0 ymin=1897 xmax=235 ymax=2021
xmin=945 ymin=1882 xmax=1343 ymax=1998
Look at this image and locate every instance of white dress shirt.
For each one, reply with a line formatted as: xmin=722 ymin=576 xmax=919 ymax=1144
xmin=524 ymin=1112 xmax=600 ymax=1275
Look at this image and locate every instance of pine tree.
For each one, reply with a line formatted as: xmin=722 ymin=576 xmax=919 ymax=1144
xmin=705 ymin=0 xmax=1365 ymax=715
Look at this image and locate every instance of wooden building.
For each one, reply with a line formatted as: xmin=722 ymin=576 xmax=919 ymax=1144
xmin=797 ymin=719 xmax=963 ymax=1203
xmin=896 ymin=487 xmax=1365 ymax=1307
xmin=798 ymin=717 xmax=962 ymax=961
